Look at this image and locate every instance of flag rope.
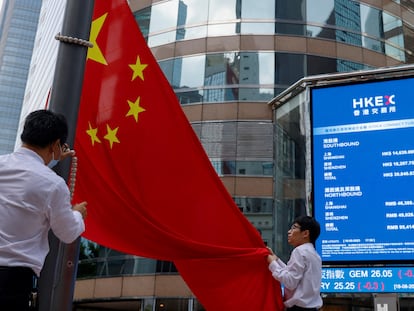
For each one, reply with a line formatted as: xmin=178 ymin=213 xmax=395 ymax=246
xmin=69 ymin=156 xmax=77 ymax=200
xmin=55 ymin=32 xmax=93 ymax=48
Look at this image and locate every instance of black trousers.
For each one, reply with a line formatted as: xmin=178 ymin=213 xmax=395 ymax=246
xmin=0 ymin=266 xmax=37 ymax=311
xmin=287 ymin=306 xmax=318 ymax=311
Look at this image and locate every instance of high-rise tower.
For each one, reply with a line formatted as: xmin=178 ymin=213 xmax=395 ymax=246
xmin=0 ymin=0 xmax=41 ymax=154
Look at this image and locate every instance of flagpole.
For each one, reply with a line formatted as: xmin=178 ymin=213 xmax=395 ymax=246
xmin=38 ymin=1 xmax=94 ymax=310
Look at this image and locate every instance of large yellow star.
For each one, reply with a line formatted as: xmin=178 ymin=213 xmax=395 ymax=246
xmin=126 ymin=96 xmax=146 ymax=122
xmin=87 ymin=13 xmax=108 ymax=65
xmin=86 ymin=122 xmax=102 ymax=146
xmin=104 ymin=124 xmax=120 ymax=149
xmin=129 ymin=55 xmax=148 ymax=81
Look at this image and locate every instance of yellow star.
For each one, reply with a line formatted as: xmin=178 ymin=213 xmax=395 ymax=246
xmin=129 ymin=55 xmax=148 ymax=81
xmin=86 ymin=122 xmax=102 ymax=146
xmin=126 ymin=96 xmax=146 ymax=122
xmin=87 ymin=13 xmax=108 ymax=65
xmin=104 ymin=124 xmax=120 ymax=149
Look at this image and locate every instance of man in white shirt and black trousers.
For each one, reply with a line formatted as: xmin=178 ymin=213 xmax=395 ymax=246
xmin=0 ymin=109 xmax=87 ymax=310
xmin=267 ymin=215 xmax=323 ymax=311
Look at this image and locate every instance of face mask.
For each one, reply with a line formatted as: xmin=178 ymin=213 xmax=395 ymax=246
xmin=47 ymin=152 xmax=59 ymax=168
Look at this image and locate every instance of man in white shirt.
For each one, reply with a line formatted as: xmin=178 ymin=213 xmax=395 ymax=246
xmin=267 ymin=216 xmax=323 ymax=311
xmin=0 ymin=109 xmax=87 ymax=310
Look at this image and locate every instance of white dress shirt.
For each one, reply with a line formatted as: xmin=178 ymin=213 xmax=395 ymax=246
xmin=269 ymin=242 xmax=323 ymax=308
xmin=0 ymin=147 xmax=85 ymax=276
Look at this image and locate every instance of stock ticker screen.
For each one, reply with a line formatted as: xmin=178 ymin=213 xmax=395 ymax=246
xmin=311 ymin=76 xmax=414 ymax=264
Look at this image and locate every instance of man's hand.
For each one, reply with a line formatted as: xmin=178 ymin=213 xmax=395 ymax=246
xmin=73 ymin=202 xmax=87 ymax=219
xmin=267 ymin=247 xmax=278 ymax=263
xmin=267 ymin=254 xmax=277 ymax=264
xmin=61 ymin=143 xmax=75 ymax=160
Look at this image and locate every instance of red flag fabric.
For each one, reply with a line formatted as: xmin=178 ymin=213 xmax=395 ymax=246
xmin=73 ymin=0 xmax=284 ymax=310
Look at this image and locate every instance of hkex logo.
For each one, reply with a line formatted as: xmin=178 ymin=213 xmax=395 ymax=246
xmin=352 ymin=94 xmax=396 ymax=116
xmin=352 ymin=95 xmax=395 ymax=108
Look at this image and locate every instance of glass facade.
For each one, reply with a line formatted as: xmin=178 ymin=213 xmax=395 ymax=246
xmin=0 ymin=0 xmax=41 ymax=154
xmin=78 ymin=241 xmax=177 ymax=278
xmin=139 ymin=0 xmax=411 ymax=62
xmin=160 ymin=52 xmax=366 ymax=106
xmin=273 ymin=90 xmax=310 ymax=261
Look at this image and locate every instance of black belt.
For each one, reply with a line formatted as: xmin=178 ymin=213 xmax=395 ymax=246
xmin=0 ymin=266 xmax=37 ymax=291
xmin=0 ymin=266 xmax=34 ymax=271
xmin=0 ymin=266 xmax=35 ymax=279
xmin=287 ymin=306 xmax=318 ymax=311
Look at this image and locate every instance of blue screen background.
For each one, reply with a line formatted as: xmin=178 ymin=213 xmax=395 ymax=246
xmin=312 ymin=77 xmax=414 ymax=262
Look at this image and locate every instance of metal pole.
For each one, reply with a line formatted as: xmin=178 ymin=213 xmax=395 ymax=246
xmin=38 ymin=0 xmax=94 ymax=310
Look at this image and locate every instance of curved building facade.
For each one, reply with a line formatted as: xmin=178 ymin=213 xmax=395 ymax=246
xmin=73 ymin=0 xmax=414 ymax=310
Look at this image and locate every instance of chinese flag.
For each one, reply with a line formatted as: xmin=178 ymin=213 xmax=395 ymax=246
xmin=73 ymin=0 xmax=283 ymax=310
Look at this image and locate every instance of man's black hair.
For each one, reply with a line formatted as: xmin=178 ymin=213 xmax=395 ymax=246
xmin=20 ymin=110 xmax=68 ymax=148
xmin=294 ymin=215 xmax=321 ymax=246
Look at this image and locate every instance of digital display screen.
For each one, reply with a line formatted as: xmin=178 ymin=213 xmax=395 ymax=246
xmin=312 ymin=76 xmax=414 ymax=263
xmin=321 ymin=267 xmax=414 ymax=293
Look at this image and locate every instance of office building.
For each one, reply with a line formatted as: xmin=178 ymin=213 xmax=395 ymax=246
xmin=16 ymin=0 xmax=67 ymax=142
xmin=0 ymin=0 xmax=41 ymax=154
